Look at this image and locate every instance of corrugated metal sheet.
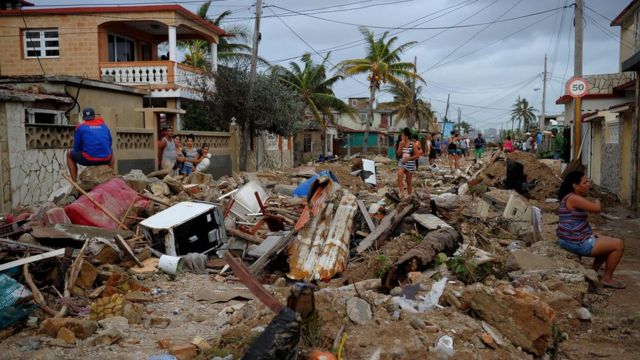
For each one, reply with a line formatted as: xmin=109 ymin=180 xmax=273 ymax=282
xmin=288 ymin=188 xmax=357 ymax=281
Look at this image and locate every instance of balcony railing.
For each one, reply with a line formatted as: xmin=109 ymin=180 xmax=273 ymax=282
xmin=99 ymin=61 xmax=213 ymax=90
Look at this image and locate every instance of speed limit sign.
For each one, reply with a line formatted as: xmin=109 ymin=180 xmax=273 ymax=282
xmin=567 ymin=77 xmax=589 ymax=98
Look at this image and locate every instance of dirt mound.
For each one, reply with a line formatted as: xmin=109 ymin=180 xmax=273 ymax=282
xmin=482 ymin=152 xmax=561 ymax=201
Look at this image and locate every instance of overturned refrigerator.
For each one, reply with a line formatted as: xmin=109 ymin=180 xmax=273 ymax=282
xmin=139 ymin=201 xmax=226 ymax=256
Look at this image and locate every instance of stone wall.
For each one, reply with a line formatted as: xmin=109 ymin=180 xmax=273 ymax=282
xmin=5 ymin=102 xmax=69 ymax=209
xmin=585 ymin=72 xmax=635 ymax=94
xmin=0 ymin=104 xmax=12 ymax=212
xmin=601 ymin=143 xmax=621 ymax=197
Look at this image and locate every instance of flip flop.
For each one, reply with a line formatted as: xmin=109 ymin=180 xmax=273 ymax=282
xmin=602 ymin=280 xmax=626 ymax=289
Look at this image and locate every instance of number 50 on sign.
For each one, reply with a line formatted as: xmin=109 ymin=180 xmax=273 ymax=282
xmin=567 ymin=77 xmax=589 ymax=98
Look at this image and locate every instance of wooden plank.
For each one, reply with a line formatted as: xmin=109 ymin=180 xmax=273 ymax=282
xmin=411 ymin=213 xmax=452 ymax=230
xmin=356 ymin=199 xmax=376 ymax=232
xmin=226 ymin=227 xmax=263 ymax=245
xmin=114 ymin=235 xmax=144 ymax=268
xmin=0 ymin=238 xmax=55 ymax=252
xmin=0 ymin=248 xmax=66 ymax=271
xmin=249 ymin=231 xmax=295 ymax=275
xmin=356 ymin=196 xmax=418 ymax=254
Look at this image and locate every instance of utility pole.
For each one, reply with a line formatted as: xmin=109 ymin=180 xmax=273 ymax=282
xmin=457 ymin=108 xmax=461 ymax=133
xmin=573 ymin=0 xmax=583 ymax=160
xmin=412 ymin=56 xmax=418 ymax=130
xmin=444 ymin=93 xmax=450 ymax=123
xmin=241 ymin=0 xmax=263 ymax=171
xmin=541 ymin=54 xmax=547 ymax=131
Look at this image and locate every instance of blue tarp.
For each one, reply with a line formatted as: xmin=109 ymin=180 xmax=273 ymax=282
xmin=292 ymin=170 xmax=339 ymax=197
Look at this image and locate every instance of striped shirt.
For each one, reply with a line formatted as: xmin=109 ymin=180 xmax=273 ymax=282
xmin=398 ymin=141 xmax=416 ymax=172
xmin=556 ymin=194 xmax=593 ymax=242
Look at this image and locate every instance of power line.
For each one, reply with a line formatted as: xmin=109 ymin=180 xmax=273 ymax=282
xmin=268 ymin=4 xmax=568 ymax=31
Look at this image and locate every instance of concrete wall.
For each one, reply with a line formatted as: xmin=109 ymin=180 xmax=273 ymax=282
xmin=2 ymin=102 xmax=69 ymax=210
xmin=621 ymin=111 xmax=634 ymax=204
xmin=0 ymin=103 xmax=12 ymax=212
xmin=71 ymin=85 xmax=145 ymax=129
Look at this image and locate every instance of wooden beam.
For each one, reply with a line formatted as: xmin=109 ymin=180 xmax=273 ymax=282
xmin=114 ymin=235 xmax=144 ymax=268
xmin=249 ymin=231 xmax=295 ymax=274
xmin=356 ymin=199 xmax=376 ymax=232
xmin=0 ymin=248 xmax=66 ymax=272
xmin=356 ymin=196 xmax=418 ymax=254
xmin=226 ymin=227 xmax=263 ymax=245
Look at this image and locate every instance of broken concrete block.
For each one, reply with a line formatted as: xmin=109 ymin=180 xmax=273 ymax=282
xmin=123 ymin=169 xmax=150 ymax=192
xmin=148 ymin=182 xmax=171 ymax=197
xmin=163 ymin=175 xmax=185 ymax=194
xmin=346 ymin=297 xmax=372 ymax=325
xmin=76 ymin=262 xmax=99 ymax=289
xmin=56 ymin=327 xmax=76 ymax=345
xmin=188 ymin=172 xmax=212 ymax=185
xmin=41 ymin=318 xmax=97 ymax=339
xmin=78 ymin=165 xmax=116 ymax=192
xmin=463 ymin=283 xmax=555 ymax=356
xmin=98 ymin=316 xmax=129 ymax=333
xmin=169 ymin=343 xmax=198 ymax=360
xmin=274 ymin=184 xmax=296 ymax=196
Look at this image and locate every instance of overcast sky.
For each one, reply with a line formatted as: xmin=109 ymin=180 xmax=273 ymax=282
xmin=40 ymin=0 xmax=629 ymax=131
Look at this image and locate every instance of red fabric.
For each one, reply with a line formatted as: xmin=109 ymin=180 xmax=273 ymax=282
xmin=64 ymin=178 xmax=148 ymax=229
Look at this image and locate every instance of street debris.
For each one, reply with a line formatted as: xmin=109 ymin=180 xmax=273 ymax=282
xmin=0 ymin=149 xmax=632 ymax=359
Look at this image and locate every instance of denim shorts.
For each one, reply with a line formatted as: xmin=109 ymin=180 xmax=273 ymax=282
xmin=557 ymin=235 xmax=596 ymax=256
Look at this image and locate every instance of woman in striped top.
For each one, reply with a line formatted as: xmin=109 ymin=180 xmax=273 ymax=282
xmin=557 ymin=171 xmax=625 ymax=289
xmin=396 ymin=128 xmax=421 ymax=197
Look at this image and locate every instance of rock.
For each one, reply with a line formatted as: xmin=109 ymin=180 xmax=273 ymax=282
xmin=346 ymin=297 xmax=372 ymax=325
xmin=40 ymin=318 xmax=97 ymax=339
xmin=508 ymin=249 xmax=560 ymax=271
xmin=122 ymin=302 xmax=144 ymax=324
xmin=273 ymin=184 xmax=296 ymax=196
xmin=480 ymin=333 xmax=496 ymax=349
xmin=19 ymin=338 xmax=41 ymax=351
xmin=147 ymin=168 xmax=171 ymax=179
xmin=190 ymin=336 xmax=211 ymax=351
xmin=89 ymin=293 xmax=125 ymax=321
xmin=93 ymin=328 xmax=123 ymax=346
xmin=150 ymin=317 xmax=171 ymax=328
xmin=149 ymin=182 xmax=171 ymax=197
xmin=576 ymin=307 xmax=592 ymax=321
xmin=539 ymin=291 xmax=580 ymax=314
xmin=27 ymin=349 xmax=58 ymax=360
xmin=462 ymin=283 xmax=555 ymax=356
xmin=123 ymin=169 xmax=150 ymax=192
xmin=169 ymin=343 xmax=198 ymax=360
xmin=389 ymin=286 xmax=404 ymax=296
xmin=410 ymin=318 xmax=427 ymax=330
xmin=56 ymin=327 xmax=76 ymax=344
xmin=273 ymin=277 xmax=287 ymax=288
xmin=17 ymin=233 xmax=40 ymax=246
xmin=79 ymin=165 xmax=115 ymax=191
xmin=188 ymin=172 xmax=212 ymax=185
xmin=76 ymin=262 xmax=99 ymax=289
xmin=163 ymin=175 xmax=185 ymax=194
xmin=98 ymin=316 xmax=129 ymax=333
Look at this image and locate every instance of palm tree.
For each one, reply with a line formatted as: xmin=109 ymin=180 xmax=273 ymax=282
xmin=178 ymin=1 xmax=257 ymax=69
xmin=335 ymin=27 xmax=421 ymax=153
xmin=273 ymin=53 xmax=356 ymax=154
xmin=384 ymin=81 xmax=433 ymax=129
xmin=510 ymin=96 xmax=537 ymax=132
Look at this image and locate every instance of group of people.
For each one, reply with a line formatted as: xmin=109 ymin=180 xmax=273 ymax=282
xmin=395 ymin=128 xmax=487 ymax=197
xmin=158 ymin=127 xmax=211 ymax=175
xmin=502 ymin=128 xmax=565 ymax=160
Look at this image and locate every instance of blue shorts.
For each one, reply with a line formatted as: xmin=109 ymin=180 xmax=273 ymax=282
xmin=557 ymin=235 xmax=596 ymax=256
xmin=448 ymin=149 xmax=460 ymax=155
xmin=71 ymin=150 xmax=111 ymax=166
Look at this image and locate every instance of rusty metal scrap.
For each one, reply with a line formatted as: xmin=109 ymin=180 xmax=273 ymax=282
xmin=288 ymin=189 xmax=358 ymax=281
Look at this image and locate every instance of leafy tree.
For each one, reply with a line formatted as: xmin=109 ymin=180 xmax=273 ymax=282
xmin=454 ymin=120 xmax=473 ymax=134
xmin=335 ymin=27 xmax=421 ymax=153
xmin=272 ymin=53 xmax=356 ymax=154
xmin=178 ymin=1 xmax=262 ymax=69
xmin=383 ymin=81 xmax=433 ymax=129
xmin=182 ymin=64 xmax=305 ymax=169
xmin=510 ymin=96 xmax=537 ymax=132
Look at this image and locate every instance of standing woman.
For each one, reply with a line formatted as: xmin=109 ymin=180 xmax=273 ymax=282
xmin=448 ymin=132 xmax=461 ymax=170
xmin=557 ymin=171 xmax=625 ymax=289
xmin=397 ymin=128 xmax=421 ymax=197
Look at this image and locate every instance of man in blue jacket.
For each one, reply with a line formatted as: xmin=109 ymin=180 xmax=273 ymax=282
xmin=66 ymin=108 xmax=114 ymax=182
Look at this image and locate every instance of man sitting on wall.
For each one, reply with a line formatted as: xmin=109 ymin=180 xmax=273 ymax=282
xmin=66 ymin=108 xmax=114 ymax=182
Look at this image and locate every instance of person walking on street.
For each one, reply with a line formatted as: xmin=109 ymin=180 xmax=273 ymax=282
xmin=552 ymin=128 xmax=564 ymax=160
xmin=427 ymin=133 xmax=437 ymax=166
xmin=66 ymin=108 xmax=114 ymax=182
xmin=158 ymin=126 xmax=177 ymax=170
xmin=447 ymin=132 xmax=461 ymax=170
xmin=396 ymin=128 xmax=421 ymax=197
xmin=474 ymin=133 xmax=486 ymax=162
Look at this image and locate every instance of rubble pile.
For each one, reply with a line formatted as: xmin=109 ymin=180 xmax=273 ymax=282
xmin=0 ymin=151 xmax=632 ymax=359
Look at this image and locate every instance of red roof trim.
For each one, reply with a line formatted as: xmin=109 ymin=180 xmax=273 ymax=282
xmin=0 ymin=5 xmax=227 ymax=36
xmin=609 ymin=101 xmax=634 ymax=110
xmin=613 ymin=79 xmax=636 ymax=91
xmin=611 ymin=0 xmax=640 ymax=26
xmin=555 ymin=93 xmax=622 ymax=105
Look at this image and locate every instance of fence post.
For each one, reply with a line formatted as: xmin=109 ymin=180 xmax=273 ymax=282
xmin=229 ymin=121 xmax=241 ymax=173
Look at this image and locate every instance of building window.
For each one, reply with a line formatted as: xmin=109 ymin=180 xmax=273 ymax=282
xmin=303 ymin=134 xmax=312 ymax=153
xmin=351 ymin=99 xmax=358 ymax=106
xmin=25 ymin=108 xmax=68 ymax=125
xmin=359 ymin=113 xmax=368 ymax=124
xmin=380 ymin=114 xmax=388 ymax=128
xmin=108 ymin=33 xmax=135 ymax=62
xmin=24 ymin=29 xmax=59 ymax=58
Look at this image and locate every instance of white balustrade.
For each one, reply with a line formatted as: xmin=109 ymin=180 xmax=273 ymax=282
xmin=101 ymin=65 xmax=169 ymax=85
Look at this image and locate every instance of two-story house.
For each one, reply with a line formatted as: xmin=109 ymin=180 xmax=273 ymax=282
xmin=0 ymin=3 xmax=240 ymax=212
